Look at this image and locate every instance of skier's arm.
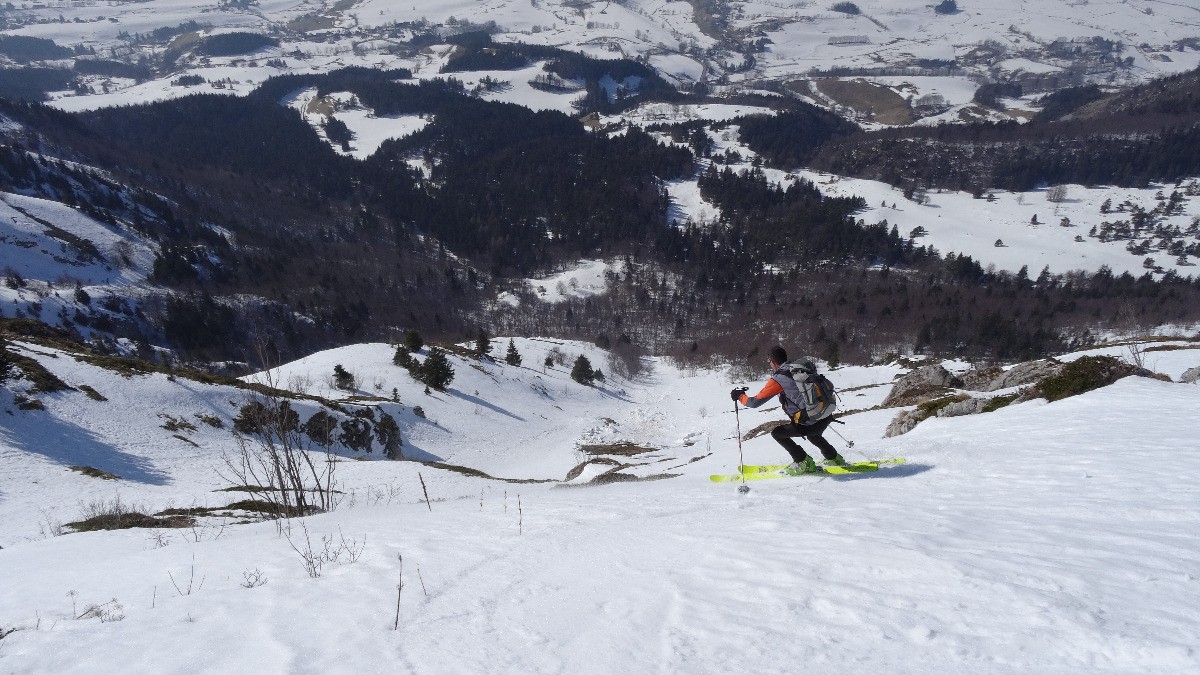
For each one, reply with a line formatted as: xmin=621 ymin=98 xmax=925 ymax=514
xmin=739 ymin=378 xmax=782 ymax=408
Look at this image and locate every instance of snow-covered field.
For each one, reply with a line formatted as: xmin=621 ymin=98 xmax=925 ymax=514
xmin=2 ymin=334 xmax=1199 ymax=672
xmin=650 ymin=126 xmax=1200 ymax=278
xmin=803 ymin=173 xmax=1200 ymax=277
xmin=5 ymin=0 xmax=1196 ymax=120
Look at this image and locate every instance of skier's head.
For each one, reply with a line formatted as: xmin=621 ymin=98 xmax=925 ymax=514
xmin=768 ymin=345 xmax=788 ymax=369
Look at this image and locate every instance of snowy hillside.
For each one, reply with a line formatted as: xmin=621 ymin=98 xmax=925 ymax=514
xmin=2 ymin=332 xmax=1199 ymax=671
xmin=0 ymin=191 xmax=159 ymax=342
xmin=636 ymin=112 xmax=1200 ymax=277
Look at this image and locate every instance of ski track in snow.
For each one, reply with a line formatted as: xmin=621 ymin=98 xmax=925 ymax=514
xmin=1 ymin=338 xmax=1199 ymax=672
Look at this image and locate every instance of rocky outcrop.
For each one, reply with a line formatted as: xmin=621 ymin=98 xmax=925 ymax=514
xmin=936 ymin=397 xmax=989 ymax=417
xmin=884 ymin=409 xmax=925 ymax=438
xmin=881 ymin=365 xmax=963 ymax=407
xmin=959 ymin=366 xmax=1003 ymax=391
xmin=959 ymin=360 xmax=1063 ymax=392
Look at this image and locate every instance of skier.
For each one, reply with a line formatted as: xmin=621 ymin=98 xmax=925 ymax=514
xmin=730 ymin=345 xmax=845 ymax=475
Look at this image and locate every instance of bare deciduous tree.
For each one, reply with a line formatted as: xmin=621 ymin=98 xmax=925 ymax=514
xmin=1046 ymin=184 xmax=1068 ymax=203
xmin=221 ymin=389 xmax=338 ymax=521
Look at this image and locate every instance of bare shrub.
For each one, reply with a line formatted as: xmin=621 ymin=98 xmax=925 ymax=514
xmin=76 ymin=598 xmax=124 ymax=623
xmin=221 ymin=390 xmax=339 ymax=521
xmin=284 ymin=521 xmax=324 ymax=578
xmin=38 ymin=509 xmax=65 ymax=538
xmin=286 ymin=373 xmax=314 ymax=395
xmin=195 ymin=413 xmax=223 ymax=428
xmin=168 ymin=553 xmax=205 ymax=596
xmin=159 ymin=414 xmax=197 ymax=432
xmin=1126 ymin=342 xmax=1147 ymax=369
xmin=241 ymin=568 xmax=268 ymax=589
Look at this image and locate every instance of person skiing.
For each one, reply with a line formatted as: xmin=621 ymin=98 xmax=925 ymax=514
xmin=730 ymin=345 xmax=845 ymax=475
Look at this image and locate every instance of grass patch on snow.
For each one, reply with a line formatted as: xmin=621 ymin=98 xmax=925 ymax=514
xmin=160 ymin=415 xmax=197 ymax=432
xmin=1035 ymin=355 xmax=1134 ymax=402
xmin=917 ymin=393 xmax=971 ymax=417
xmin=77 ymin=384 xmax=107 ymax=401
xmin=1 ymin=343 xmax=72 ymax=394
xmin=564 ymin=457 xmax=621 ymax=481
xmin=982 ymin=392 xmax=1020 ymax=413
xmin=578 ymin=442 xmax=657 ymax=456
xmin=69 ymin=465 xmax=119 ymax=480
xmin=426 ymin=461 xmax=556 ymax=484
xmin=14 ymin=395 xmax=44 ymax=410
xmin=1144 ymin=344 xmax=1200 ymax=353
xmin=66 ymin=497 xmax=194 ymax=532
xmin=196 ymin=413 xmax=223 ymax=428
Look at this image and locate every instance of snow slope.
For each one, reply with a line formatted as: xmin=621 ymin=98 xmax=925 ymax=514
xmin=2 ymin=335 xmax=1199 ymax=672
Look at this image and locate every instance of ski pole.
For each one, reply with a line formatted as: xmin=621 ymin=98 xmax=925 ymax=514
xmin=829 ymin=421 xmax=855 ymax=448
xmin=733 ymin=394 xmax=749 ymax=494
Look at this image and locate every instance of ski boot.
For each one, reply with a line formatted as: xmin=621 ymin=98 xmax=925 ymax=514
xmin=784 ymin=457 xmax=819 ymax=476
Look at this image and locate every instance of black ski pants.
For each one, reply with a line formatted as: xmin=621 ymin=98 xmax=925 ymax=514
xmin=771 ymin=417 xmax=838 ymax=463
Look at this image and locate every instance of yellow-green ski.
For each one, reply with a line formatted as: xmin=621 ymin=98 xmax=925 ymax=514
xmin=710 ymin=458 xmax=906 ymax=483
xmin=739 ymin=458 xmax=906 ymax=474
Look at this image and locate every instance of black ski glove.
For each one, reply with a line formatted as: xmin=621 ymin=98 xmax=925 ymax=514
xmin=730 ymin=387 xmax=748 ymax=401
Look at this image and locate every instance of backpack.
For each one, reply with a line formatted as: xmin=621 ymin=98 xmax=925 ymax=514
xmin=787 ymin=362 xmax=837 ymax=425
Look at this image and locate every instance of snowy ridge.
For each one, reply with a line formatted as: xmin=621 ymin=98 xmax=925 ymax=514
xmin=1 ymin=334 xmax=1199 ymax=671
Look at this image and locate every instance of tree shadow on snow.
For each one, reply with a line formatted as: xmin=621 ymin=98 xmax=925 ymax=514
xmin=592 ymin=384 xmax=633 ymax=403
xmin=0 ymin=412 xmax=170 ymax=485
xmin=447 ymin=388 xmax=525 ymax=421
xmin=396 ymin=441 xmax=442 ymax=463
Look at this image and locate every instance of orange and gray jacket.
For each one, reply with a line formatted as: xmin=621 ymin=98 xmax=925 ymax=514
xmin=738 ymin=364 xmax=806 ymax=421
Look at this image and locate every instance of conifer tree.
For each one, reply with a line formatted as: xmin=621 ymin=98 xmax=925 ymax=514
xmin=421 ymin=347 xmax=455 ymax=391
xmin=403 ymin=329 xmax=424 ymax=352
xmin=393 ymin=345 xmax=414 ymax=367
xmin=333 ymin=364 xmax=355 ymax=390
xmin=505 ymin=339 xmax=522 ymax=366
xmin=475 ymin=328 xmax=492 ymax=358
xmin=571 ymin=354 xmax=595 ymax=385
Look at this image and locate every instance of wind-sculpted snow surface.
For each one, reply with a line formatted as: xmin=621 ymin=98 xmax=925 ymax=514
xmin=1 ymin=337 xmax=1199 ymax=671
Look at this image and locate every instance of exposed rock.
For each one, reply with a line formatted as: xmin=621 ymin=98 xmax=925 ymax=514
xmin=881 ymin=365 xmax=963 ymax=407
xmin=1179 ymin=366 xmax=1200 ymax=384
xmin=989 ymin=360 xmax=1063 ymax=391
xmin=884 ymin=409 xmax=924 ymax=437
xmin=936 ymin=397 xmax=988 ymax=418
xmin=960 ymin=359 xmax=1064 ymax=392
xmin=959 ymin=365 xmax=1003 ymax=391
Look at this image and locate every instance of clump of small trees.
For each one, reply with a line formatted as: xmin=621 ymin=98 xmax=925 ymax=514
xmin=393 ymin=337 xmax=455 ymax=391
xmin=571 ymin=354 xmax=604 ymax=385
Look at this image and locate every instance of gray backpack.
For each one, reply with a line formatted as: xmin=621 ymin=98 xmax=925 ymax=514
xmin=787 ymin=361 xmax=838 ymax=424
